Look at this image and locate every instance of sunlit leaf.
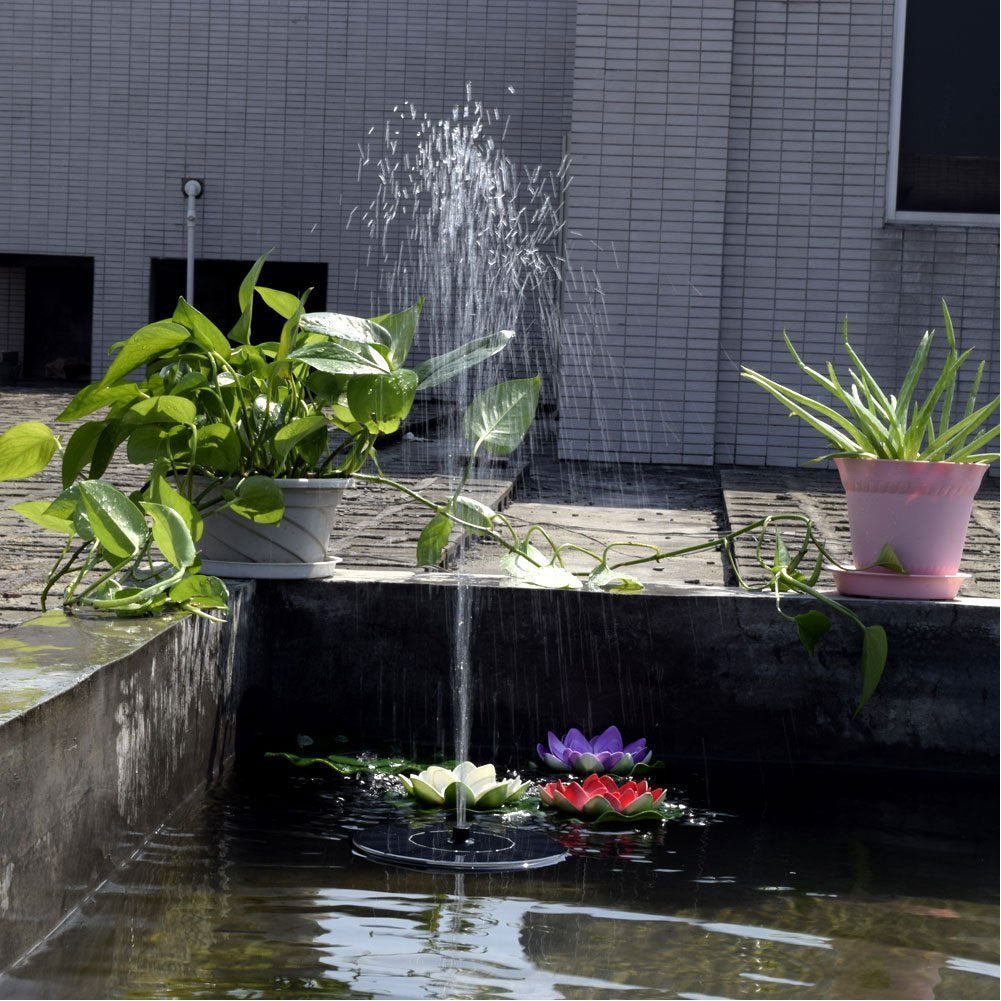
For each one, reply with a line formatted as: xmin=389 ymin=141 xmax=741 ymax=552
xmin=78 ymin=479 xmax=148 ymax=561
xmin=417 ymin=513 xmax=453 ymax=567
xmin=416 ymin=329 xmax=515 ymax=391
xmin=0 ymin=421 xmax=59 ymax=482
xmin=142 ymin=501 xmax=197 ymax=568
xmin=463 ymin=376 xmax=539 ymax=455
xmin=230 ymin=475 xmax=284 ymax=524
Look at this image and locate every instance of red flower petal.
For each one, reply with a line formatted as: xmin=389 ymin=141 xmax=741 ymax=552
xmin=560 ymin=781 xmax=591 ymax=810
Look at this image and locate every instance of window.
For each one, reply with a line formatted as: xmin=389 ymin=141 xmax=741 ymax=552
xmin=887 ymin=0 xmax=999 ymax=224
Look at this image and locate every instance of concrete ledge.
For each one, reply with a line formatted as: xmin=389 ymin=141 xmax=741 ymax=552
xmin=245 ymin=574 xmax=1000 ymax=773
xmin=0 ymin=585 xmax=253 ymax=969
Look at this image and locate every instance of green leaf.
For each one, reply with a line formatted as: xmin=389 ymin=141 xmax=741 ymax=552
xmin=77 ymin=479 xmax=149 ymax=561
xmin=0 ymin=421 xmax=59 ymax=481
xmin=299 ymin=312 xmax=392 ymax=347
xmin=773 ymin=529 xmax=790 ymax=569
xmin=416 ymin=329 xmax=515 ymax=391
xmin=463 ymin=376 xmax=540 ymax=455
xmin=273 ymin=415 xmax=329 ymax=462
xmin=12 ymin=500 xmax=75 ymax=535
xmin=369 ymin=298 xmax=423 ymax=369
xmin=288 ymin=340 xmax=392 ymax=376
xmin=255 ymin=286 xmax=301 ymax=320
xmin=149 ymin=472 xmax=203 ymax=542
xmin=447 ymin=495 xmax=496 ymax=536
xmin=277 ymin=289 xmax=311 ymax=361
xmin=57 ymin=382 xmax=142 ymax=422
xmin=61 ymin=421 xmax=106 ymax=488
xmin=172 ymin=297 xmax=230 ymax=359
xmin=228 ymin=253 xmax=270 ymax=344
xmin=195 ymin=424 xmax=241 ymax=475
xmin=141 ymin=501 xmax=197 ymax=568
xmin=169 ymin=573 xmax=230 ymax=609
xmin=855 ymin=625 xmax=888 ymax=715
xmin=868 ymin=543 xmax=907 ymax=575
xmin=794 ymin=610 xmax=831 ymax=656
xmin=417 ymin=513 xmax=453 ymax=566
xmin=587 ymin=566 xmax=644 ymax=593
xmin=124 ymin=395 xmax=197 ymax=426
xmin=230 ymin=475 xmax=284 ymax=524
xmin=346 ymin=370 xmax=418 ymax=433
xmin=126 ymin=425 xmax=165 ymax=464
xmin=88 ymin=422 xmax=132 ymax=479
xmin=99 ymin=321 xmax=190 ymax=388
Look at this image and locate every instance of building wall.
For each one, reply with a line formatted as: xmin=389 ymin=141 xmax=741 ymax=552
xmin=0 ymin=0 xmax=576 ymax=375
xmin=713 ymin=0 xmax=1000 ymax=467
xmin=559 ymin=0 xmax=999 ymax=465
xmin=1 ymin=0 xmax=997 ymax=466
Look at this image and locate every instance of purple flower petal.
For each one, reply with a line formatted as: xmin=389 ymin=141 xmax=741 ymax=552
xmin=543 ymin=753 xmax=572 ymax=773
xmin=594 ymin=750 xmax=624 ymax=771
xmin=564 ymin=727 xmax=591 ymax=753
xmin=637 ymin=748 xmax=652 ymax=764
xmin=622 ymin=737 xmax=647 ymax=757
xmin=547 ymin=731 xmax=569 ymax=758
xmin=536 ymin=743 xmax=547 ymax=761
xmin=566 ymin=749 xmax=582 ymax=767
xmin=592 ymin=725 xmax=623 ymax=754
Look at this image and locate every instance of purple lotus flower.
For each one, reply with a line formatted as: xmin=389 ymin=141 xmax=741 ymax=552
xmin=537 ymin=726 xmax=652 ymax=775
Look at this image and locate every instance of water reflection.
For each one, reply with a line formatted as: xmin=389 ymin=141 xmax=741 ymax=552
xmin=1 ymin=772 xmax=997 ymax=1000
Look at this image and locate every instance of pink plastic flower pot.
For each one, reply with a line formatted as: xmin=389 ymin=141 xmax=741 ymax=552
xmin=834 ymin=458 xmax=987 ymax=577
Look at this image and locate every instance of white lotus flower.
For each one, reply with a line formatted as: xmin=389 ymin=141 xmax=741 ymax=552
xmin=399 ymin=761 xmax=529 ymax=811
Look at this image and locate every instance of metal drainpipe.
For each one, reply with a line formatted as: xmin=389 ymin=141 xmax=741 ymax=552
xmin=182 ymin=178 xmax=203 ymax=304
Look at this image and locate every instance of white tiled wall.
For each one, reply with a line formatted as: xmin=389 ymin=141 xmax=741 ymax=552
xmin=2 ymin=0 xmax=997 ymax=466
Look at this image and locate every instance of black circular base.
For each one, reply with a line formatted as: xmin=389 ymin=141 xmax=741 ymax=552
xmin=353 ymin=824 xmax=567 ymax=872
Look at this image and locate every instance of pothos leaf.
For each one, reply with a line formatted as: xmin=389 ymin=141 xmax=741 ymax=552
xmin=794 ymin=609 xmax=831 ymax=656
xmin=855 ymin=625 xmax=888 ymax=716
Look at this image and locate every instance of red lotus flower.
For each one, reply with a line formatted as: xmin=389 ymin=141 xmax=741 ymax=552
xmin=539 ymin=773 xmax=666 ymax=819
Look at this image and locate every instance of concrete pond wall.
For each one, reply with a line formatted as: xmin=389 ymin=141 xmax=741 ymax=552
xmin=0 ymin=573 xmax=997 ymax=970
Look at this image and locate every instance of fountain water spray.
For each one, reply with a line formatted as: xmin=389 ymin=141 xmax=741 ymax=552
xmin=354 ymin=86 xmax=622 ymax=870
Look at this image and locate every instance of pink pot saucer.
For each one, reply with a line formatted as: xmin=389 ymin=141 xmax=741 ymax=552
xmin=830 ymin=567 xmax=970 ymax=601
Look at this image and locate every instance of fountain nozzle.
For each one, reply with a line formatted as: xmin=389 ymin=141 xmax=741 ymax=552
xmin=450 ymin=825 xmax=471 ymax=846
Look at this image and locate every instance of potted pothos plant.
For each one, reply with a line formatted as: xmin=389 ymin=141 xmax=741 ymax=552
xmin=742 ymin=301 xmax=999 ymax=600
xmin=0 ymin=253 xmax=525 ymax=581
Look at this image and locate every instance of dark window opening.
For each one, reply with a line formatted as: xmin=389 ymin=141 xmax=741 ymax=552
xmin=0 ymin=254 xmax=93 ymax=384
xmin=896 ymin=0 xmax=999 ymax=214
xmin=150 ymin=259 xmax=329 ymax=344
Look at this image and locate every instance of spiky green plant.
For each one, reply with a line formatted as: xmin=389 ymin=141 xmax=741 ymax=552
xmin=742 ymin=301 xmax=1000 ymax=464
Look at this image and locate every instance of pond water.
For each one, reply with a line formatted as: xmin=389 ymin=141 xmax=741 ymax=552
xmin=2 ymin=761 xmax=997 ymax=1000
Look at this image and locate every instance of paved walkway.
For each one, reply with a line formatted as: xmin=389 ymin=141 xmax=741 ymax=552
xmin=1 ymin=387 xmax=997 ymax=629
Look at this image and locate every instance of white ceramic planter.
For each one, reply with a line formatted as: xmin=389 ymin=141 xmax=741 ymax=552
xmin=833 ymin=458 xmax=987 ymax=598
xmin=197 ymin=477 xmax=351 ymax=579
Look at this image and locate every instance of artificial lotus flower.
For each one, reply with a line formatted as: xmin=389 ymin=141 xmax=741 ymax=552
xmin=399 ymin=761 xmax=529 ymax=811
xmin=539 ymin=773 xmax=667 ymax=820
xmin=537 ymin=725 xmax=652 ymax=775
